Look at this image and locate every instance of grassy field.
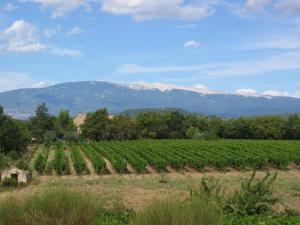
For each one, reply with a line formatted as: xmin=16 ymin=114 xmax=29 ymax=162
xmin=1 ymin=170 xmax=300 ymax=213
xmin=2 ymin=140 xmax=300 ymax=224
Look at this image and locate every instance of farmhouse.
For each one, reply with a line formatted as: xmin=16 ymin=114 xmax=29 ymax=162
xmin=1 ymin=168 xmax=32 ymax=184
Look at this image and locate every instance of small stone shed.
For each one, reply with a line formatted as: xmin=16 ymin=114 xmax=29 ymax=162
xmin=0 ymin=168 xmax=32 ymax=184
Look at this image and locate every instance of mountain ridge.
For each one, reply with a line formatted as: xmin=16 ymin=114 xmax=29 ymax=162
xmin=1 ymin=81 xmax=300 ymax=119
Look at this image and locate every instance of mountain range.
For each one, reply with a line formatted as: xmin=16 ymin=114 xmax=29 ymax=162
xmin=1 ymin=81 xmax=300 ymax=119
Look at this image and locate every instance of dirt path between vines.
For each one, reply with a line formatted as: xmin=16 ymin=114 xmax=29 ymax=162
xmin=127 ymin=163 xmax=137 ymax=174
xmin=146 ymin=165 xmax=157 ymax=173
xmin=65 ymin=147 xmax=76 ymax=175
xmin=103 ymin=157 xmax=117 ymax=175
xmin=78 ymin=147 xmax=94 ymax=175
xmin=45 ymin=147 xmax=56 ymax=176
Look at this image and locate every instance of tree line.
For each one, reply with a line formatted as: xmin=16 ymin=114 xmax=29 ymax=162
xmin=81 ymin=108 xmax=300 ymax=141
xmin=1 ymin=103 xmax=300 ymax=153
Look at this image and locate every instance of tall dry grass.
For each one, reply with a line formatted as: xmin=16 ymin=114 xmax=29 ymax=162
xmin=0 ymin=188 xmax=103 ymax=225
xmin=130 ymin=197 xmax=223 ymax=225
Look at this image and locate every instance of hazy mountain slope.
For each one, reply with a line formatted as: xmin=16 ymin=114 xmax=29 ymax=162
xmin=1 ymin=81 xmax=300 ymax=119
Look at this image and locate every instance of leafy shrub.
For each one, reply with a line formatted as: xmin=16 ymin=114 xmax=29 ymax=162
xmin=224 ymin=171 xmax=278 ymax=216
xmin=7 ymin=150 xmax=20 ymax=160
xmin=192 ymin=171 xmax=278 ymax=216
xmin=0 ymin=188 xmax=104 ymax=225
xmin=16 ymin=158 xmax=30 ymax=171
xmin=43 ymin=131 xmax=56 ymax=147
xmin=96 ymin=211 xmax=131 ymax=225
xmin=186 ymin=127 xmax=200 ymax=139
xmin=64 ymin=132 xmax=78 ymax=141
xmin=1 ymin=177 xmax=18 ymax=187
xmin=34 ymin=153 xmax=48 ymax=174
xmin=0 ymin=154 xmax=10 ymax=170
xmin=224 ymin=215 xmax=300 ymax=225
xmin=130 ymin=198 xmax=222 ymax=225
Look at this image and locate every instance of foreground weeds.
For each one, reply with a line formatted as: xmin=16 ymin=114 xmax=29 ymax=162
xmin=130 ymin=197 xmax=223 ymax=225
xmin=0 ymin=188 xmax=103 ymax=225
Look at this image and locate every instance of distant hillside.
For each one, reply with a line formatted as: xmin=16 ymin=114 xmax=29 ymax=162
xmin=119 ymin=108 xmax=202 ymax=117
xmin=1 ymin=81 xmax=300 ymax=119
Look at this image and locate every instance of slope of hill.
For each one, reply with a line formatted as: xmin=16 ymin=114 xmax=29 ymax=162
xmin=1 ymin=81 xmax=300 ymax=119
xmin=119 ymin=108 xmax=202 ymax=117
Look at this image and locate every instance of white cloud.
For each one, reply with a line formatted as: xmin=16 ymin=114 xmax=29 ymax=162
xmin=236 ymin=88 xmax=257 ymax=96
xmin=18 ymin=0 xmax=91 ymax=18
xmin=67 ymin=27 xmax=84 ymax=36
xmin=117 ymin=63 xmax=216 ymax=74
xmin=184 ymin=40 xmax=201 ymax=48
xmin=261 ymin=90 xmax=300 ymax=98
xmin=100 ymin=0 xmax=218 ymax=21
xmin=43 ymin=25 xmax=61 ymax=37
xmin=275 ymin=0 xmax=300 ymax=15
xmin=175 ymin=23 xmax=198 ymax=29
xmin=228 ymin=0 xmax=272 ymax=17
xmin=0 ymin=72 xmax=53 ymax=92
xmin=206 ymin=51 xmax=300 ymax=77
xmin=18 ymin=0 xmax=219 ymax=20
xmin=244 ymin=0 xmax=272 ymax=12
xmin=118 ymin=51 xmax=300 ymax=78
xmin=246 ymin=33 xmax=300 ymax=50
xmin=235 ymin=88 xmax=300 ymax=98
xmin=0 ymin=20 xmax=82 ymax=57
xmin=1 ymin=20 xmax=46 ymax=53
xmin=49 ymin=47 xmax=82 ymax=57
xmin=2 ymin=3 xmax=18 ymax=12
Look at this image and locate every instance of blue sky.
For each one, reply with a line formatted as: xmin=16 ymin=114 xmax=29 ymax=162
xmin=0 ymin=0 xmax=300 ymax=97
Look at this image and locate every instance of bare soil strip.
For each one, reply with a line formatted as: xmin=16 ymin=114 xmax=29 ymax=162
xmin=78 ymin=147 xmax=94 ymax=175
xmin=103 ymin=157 xmax=117 ymax=175
xmin=146 ymin=165 xmax=157 ymax=173
xmin=184 ymin=165 xmax=198 ymax=173
xmin=45 ymin=147 xmax=56 ymax=176
xmin=65 ymin=147 xmax=76 ymax=175
xmin=126 ymin=163 xmax=137 ymax=174
xmin=166 ymin=166 xmax=177 ymax=173
xmin=205 ymin=165 xmax=218 ymax=173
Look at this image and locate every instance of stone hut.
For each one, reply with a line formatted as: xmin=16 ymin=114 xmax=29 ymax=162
xmin=0 ymin=168 xmax=32 ymax=184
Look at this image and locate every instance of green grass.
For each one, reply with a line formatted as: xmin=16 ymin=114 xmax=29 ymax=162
xmin=130 ymin=198 xmax=223 ymax=225
xmin=224 ymin=215 xmax=300 ymax=225
xmin=0 ymin=188 xmax=104 ymax=225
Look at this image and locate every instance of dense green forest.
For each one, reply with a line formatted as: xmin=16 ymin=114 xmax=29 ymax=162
xmin=1 ymin=103 xmax=300 ymax=153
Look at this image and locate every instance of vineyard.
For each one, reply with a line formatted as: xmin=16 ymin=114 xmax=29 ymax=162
xmin=32 ymin=140 xmax=300 ymax=175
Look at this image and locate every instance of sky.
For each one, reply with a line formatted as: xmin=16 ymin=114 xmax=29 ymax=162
xmin=0 ymin=0 xmax=300 ymax=98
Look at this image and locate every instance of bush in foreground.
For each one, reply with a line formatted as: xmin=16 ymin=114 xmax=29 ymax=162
xmin=224 ymin=215 xmax=300 ymax=225
xmin=1 ymin=177 xmax=18 ymax=188
xmin=130 ymin=197 xmax=222 ymax=225
xmin=0 ymin=189 xmax=103 ymax=225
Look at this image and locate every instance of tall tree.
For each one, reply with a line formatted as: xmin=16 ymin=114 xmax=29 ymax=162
xmin=0 ymin=105 xmax=29 ymax=152
xmin=284 ymin=114 xmax=300 ymax=140
xmin=29 ymin=102 xmax=55 ymax=141
xmin=106 ymin=115 xmax=137 ymax=140
xmin=55 ymin=109 xmax=76 ymax=138
xmin=81 ymin=108 xmax=109 ymax=140
xmin=136 ymin=112 xmax=167 ymax=139
xmin=165 ymin=111 xmax=187 ymax=138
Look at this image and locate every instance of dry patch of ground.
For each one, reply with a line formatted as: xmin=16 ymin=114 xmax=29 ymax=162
xmin=1 ymin=170 xmax=300 ymax=212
